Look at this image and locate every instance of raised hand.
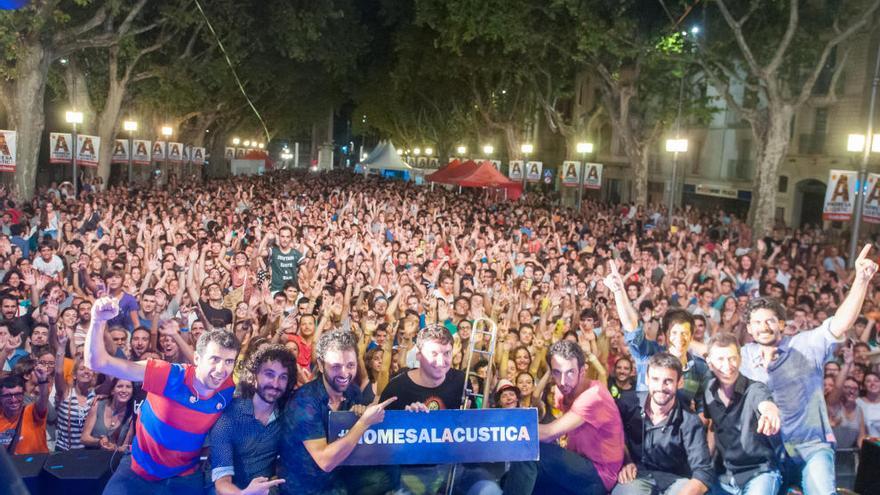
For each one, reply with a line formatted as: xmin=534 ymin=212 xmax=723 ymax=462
xmin=855 ymin=244 xmax=878 ymax=283
xmin=91 ymin=297 xmax=120 ymax=323
xmin=601 ymin=260 xmax=624 ymax=294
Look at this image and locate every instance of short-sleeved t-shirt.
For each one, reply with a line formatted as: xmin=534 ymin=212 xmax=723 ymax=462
xmin=278 ymin=375 xmax=362 ymax=494
xmin=740 ymin=317 xmax=841 ymax=456
xmin=132 ymin=359 xmax=234 ymax=481
xmin=199 ymin=300 xmax=233 ymax=329
xmin=269 ymin=246 xmax=303 ymax=292
xmin=0 ymin=403 xmax=48 ymax=454
xmin=33 ymin=254 xmax=64 ymax=278
xmin=555 ymin=381 xmax=625 ymax=491
xmin=107 ymin=292 xmax=139 ymax=332
xmin=380 ymin=368 xmax=465 ymax=411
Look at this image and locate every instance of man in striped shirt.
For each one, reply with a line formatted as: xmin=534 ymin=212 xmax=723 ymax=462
xmin=85 ymin=296 xmax=240 ymax=495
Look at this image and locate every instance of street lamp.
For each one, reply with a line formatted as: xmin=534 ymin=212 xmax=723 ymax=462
xmin=258 ymin=142 xmax=265 ymax=149
xmin=414 ymin=147 xmax=421 ymax=156
xmin=456 ymin=145 xmax=467 ymax=156
xmin=425 ymin=147 xmax=433 ymax=156
xmin=243 ymin=140 xmax=251 ymax=148
xmin=847 ymin=133 xmax=880 ymax=265
xmin=521 ymin=143 xmax=534 ymax=192
xmin=161 ymin=126 xmax=173 ymax=178
xmin=665 ymin=138 xmax=689 ymax=224
xmin=123 ymin=120 xmax=137 ymax=184
xmin=576 ymin=142 xmax=594 ymax=212
xmin=66 ymin=111 xmax=84 ymax=193
xmin=232 ymin=137 xmax=240 ymax=145
xmin=482 ymin=144 xmax=494 ymax=156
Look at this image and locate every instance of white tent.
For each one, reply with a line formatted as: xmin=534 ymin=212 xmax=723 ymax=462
xmin=361 ymin=141 xmax=412 ymax=172
xmin=360 ymin=139 xmax=387 ymax=164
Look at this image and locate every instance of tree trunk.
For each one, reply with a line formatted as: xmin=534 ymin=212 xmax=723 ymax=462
xmin=63 ymin=59 xmax=95 ymax=128
xmin=749 ymin=106 xmax=792 ymax=237
xmin=6 ymin=44 xmax=52 ymax=199
xmin=208 ymin=127 xmax=230 ymax=179
xmin=503 ymin=124 xmax=527 ymax=160
xmin=96 ymin=78 xmax=125 ymax=183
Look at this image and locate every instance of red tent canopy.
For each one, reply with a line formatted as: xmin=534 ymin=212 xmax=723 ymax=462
xmin=425 ymin=159 xmax=461 ymax=182
xmin=448 ymin=161 xmax=522 ymax=199
xmin=428 ymin=159 xmax=479 ymax=183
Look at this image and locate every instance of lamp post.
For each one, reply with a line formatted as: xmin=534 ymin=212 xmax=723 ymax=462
xmin=847 ymin=42 xmax=880 ymax=267
xmin=576 ymin=142 xmax=594 ymax=212
xmin=456 ymin=145 xmax=467 ymax=159
xmin=161 ymin=126 xmax=173 ymax=180
xmin=665 ymin=138 xmax=689 ymax=225
xmin=65 ymin=111 xmax=83 ymax=194
xmin=847 ymin=133 xmax=880 ymax=263
xmin=520 ymin=143 xmax=533 ymax=192
xmin=123 ymin=120 xmax=137 ymax=184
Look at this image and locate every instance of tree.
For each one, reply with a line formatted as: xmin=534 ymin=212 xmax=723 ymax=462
xmin=0 ymin=1 xmax=151 ymax=198
xmin=697 ymin=0 xmax=880 ymax=236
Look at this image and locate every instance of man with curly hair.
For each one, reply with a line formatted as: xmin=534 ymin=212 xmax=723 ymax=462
xmin=209 ymin=344 xmax=296 ymax=495
xmin=278 ymin=329 xmax=397 ymax=495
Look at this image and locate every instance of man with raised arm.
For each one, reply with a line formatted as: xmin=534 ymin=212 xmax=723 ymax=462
xmin=737 ymin=245 xmax=878 ymax=495
xmin=85 ymin=296 xmax=242 ymax=495
xmin=604 ymin=259 xmax=710 ymax=412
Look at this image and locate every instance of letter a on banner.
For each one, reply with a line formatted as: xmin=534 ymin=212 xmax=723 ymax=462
xmin=111 ymin=139 xmax=129 ymax=164
xmin=50 ymin=133 xmax=73 ymax=164
xmin=561 ymin=161 xmax=580 ymax=186
xmin=863 ymin=173 xmax=880 ymax=224
xmin=822 ymin=170 xmax=857 ymax=221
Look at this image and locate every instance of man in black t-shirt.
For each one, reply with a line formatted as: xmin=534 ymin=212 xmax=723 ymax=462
xmin=199 ymin=282 xmax=233 ymax=329
xmin=380 ymin=325 xmax=464 ymax=411
xmin=380 ymin=326 xmax=499 ymax=493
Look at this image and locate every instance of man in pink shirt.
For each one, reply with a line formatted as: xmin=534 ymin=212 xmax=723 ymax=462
xmin=503 ymin=340 xmax=625 ymax=495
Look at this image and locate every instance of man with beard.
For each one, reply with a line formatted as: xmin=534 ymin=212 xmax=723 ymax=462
xmin=503 ymin=340 xmax=625 ymax=495
xmin=604 ymin=260 xmax=710 ymax=412
xmin=85 ymin=296 xmax=240 ymax=495
xmin=612 ymin=353 xmax=714 ymax=495
xmin=737 ymin=245 xmax=879 ymax=495
xmin=279 ymin=329 xmax=397 ymax=495
xmin=209 ymin=344 xmax=295 ymax=494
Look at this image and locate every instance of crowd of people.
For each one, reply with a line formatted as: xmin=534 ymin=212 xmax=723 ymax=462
xmin=0 ymin=168 xmax=879 ymax=495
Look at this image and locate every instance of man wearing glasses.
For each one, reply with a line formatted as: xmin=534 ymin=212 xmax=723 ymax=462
xmin=0 ymin=362 xmax=51 ymax=454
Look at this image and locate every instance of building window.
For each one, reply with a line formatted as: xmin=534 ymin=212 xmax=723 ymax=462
xmin=778 ymin=175 xmax=788 ymax=193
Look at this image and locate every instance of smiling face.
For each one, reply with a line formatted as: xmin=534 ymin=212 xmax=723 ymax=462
xmin=747 ymin=308 xmax=783 ymax=347
xmin=707 ymin=344 xmax=741 ymax=387
xmin=193 ymin=342 xmax=237 ymax=390
xmin=255 ymin=360 xmax=289 ymax=405
xmin=111 ymin=380 xmax=134 ymax=404
xmin=417 ymin=339 xmax=453 ymax=382
xmin=321 ymin=348 xmax=358 ymax=394
xmin=646 ymin=364 xmax=680 ymax=409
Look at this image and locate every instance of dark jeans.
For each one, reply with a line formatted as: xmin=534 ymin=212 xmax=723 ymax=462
xmin=103 ymin=455 xmax=206 ymax=495
xmin=502 ymin=442 xmax=606 ymax=495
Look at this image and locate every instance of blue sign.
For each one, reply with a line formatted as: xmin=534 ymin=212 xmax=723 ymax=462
xmin=0 ymin=0 xmax=29 ymax=9
xmin=328 ymin=408 xmax=539 ymax=466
